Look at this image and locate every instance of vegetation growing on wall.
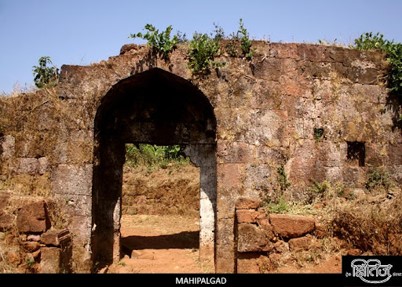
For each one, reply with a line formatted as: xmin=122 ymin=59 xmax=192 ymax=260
xmin=188 ymin=32 xmax=224 ymax=75
xmin=277 ymin=165 xmax=291 ymax=192
xmin=365 ymin=167 xmax=391 ymax=191
xmin=354 ymin=32 xmax=402 ymax=123
xmin=32 ymin=56 xmax=59 ymax=88
xmin=236 ymin=18 xmax=253 ymax=60
xmin=129 ymin=24 xmax=185 ymax=61
xmin=130 ymin=19 xmax=253 ymax=75
xmin=187 ymin=19 xmax=253 ymax=75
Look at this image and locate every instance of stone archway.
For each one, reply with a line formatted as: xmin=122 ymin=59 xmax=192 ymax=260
xmin=91 ymin=68 xmax=217 ymax=271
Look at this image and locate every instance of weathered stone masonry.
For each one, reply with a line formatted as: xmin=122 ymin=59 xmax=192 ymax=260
xmin=0 ymin=41 xmax=400 ymax=273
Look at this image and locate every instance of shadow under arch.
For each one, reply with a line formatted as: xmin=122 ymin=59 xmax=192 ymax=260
xmin=91 ymin=68 xmax=217 ymax=271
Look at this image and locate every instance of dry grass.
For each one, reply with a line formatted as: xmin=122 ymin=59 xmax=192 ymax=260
xmin=332 ymin=186 xmax=402 ymax=254
xmin=261 ymin=177 xmax=402 ymax=272
xmin=269 ymin=179 xmax=402 ymax=256
xmin=316 ymin=39 xmax=351 ymax=48
xmin=0 ymin=217 xmax=23 ymax=273
xmin=0 ymin=83 xmax=37 ymax=98
xmin=0 ymin=173 xmax=51 ymax=197
xmin=122 ymin=163 xmax=200 ymax=217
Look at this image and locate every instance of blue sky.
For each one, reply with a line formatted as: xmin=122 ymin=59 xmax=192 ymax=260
xmin=0 ymin=0 xmax=401 ymax=93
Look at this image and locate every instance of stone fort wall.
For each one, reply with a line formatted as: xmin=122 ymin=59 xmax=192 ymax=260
xmin=0 ymin=41 xmax=400 ymax=272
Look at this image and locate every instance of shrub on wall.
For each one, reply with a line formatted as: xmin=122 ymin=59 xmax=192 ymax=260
xmin=354 ymin=32 xmax=402 ymax=123
xmin=32 ymin=56 xmax=59 ymax=89
xmin=188 ymin=33 xmax=224 ymax=75
xmin=130 ymin=24 xmax=185 ymax=61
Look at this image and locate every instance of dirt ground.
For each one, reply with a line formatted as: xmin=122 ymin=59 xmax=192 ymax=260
xmin=106 ymin=214 xmax=209 ymax=273
xmin=105 ymin=214 xmax=341 ymax=274
xmin=103 ymin=163 xmax=400 ymax=274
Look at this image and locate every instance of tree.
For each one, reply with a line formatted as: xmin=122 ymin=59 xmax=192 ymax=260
xmin=32 ymin=56 xmax=59 ymax=88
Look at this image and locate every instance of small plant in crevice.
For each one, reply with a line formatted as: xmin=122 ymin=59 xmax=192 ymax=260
xmin=223 ymin=18 xmax=253 ymax=60
xmin=32 ymin=56 xmax=59 ymax=89
xmin=313 ymin=128 xmax=324 ymax=141
xmin=130 ymin=24 xmax=185 ymax=61
xmin=188 ymin=32 xmax=224 ymax=75
xmin=266 ymin=196 xmax=289 ymax=213
xmin=365 ymin=168 xmax=391 ymax=191
xmin=26 ymin=256 xmax=35 ymax=268
xmin=237 ymin=18 xmax=253 ymax=61
xmin=309 ymin=180 xmax=330 ymax=198
xmin=261 ymin=165 xmax=290 ymax=210
xmin=277 ymin=165 xmax=291 ymax=192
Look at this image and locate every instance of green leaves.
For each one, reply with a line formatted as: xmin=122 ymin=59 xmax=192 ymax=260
xmin=32 ymin=56 xmax=59 ymax=89
xmin=125 ymin=144 xmax=187 ymax=168
xmin=354 ymin=32 xmax=402 ymax=96
xmin=130 ymin=24 xmax=184 ymax=61
xmin=129 ymin=19 xmax=253 ymax=76
xmin=365 ymin=168 xmax=391 ymax=191
xmin=237 ymin=18 xmax=253 ymax=61
xmin=188 ymin=33 xmax=224 ymax=75
xmin=354 ymin=32 xmax=387 ymax=50
xmin=354 ymin=32 xmax=402 ymax=124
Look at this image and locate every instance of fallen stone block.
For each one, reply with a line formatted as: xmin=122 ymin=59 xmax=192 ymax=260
xmin=288 ymin=236 xmax=312 ymax=251
xmin=273 ymin=240 xmax=289 ymax=253
xmin=41 ymin=229 xmax=70 ymax=247
xmin=39 ymin=247 xmax=61 ymax=273
xmin=16 ymin=201 xmax=50 ymax=233
xmin=39 ymin=230 xmax=72 ymax=273
xmin=269 ymin=214 xmax=315 ymax=238
xmin=237 ymin=223 xmax=273 ymax=252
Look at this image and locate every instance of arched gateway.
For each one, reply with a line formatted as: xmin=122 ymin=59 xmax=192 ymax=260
xmin=0 ymin=42 xmax=395 ymax=274
xmin=91 ymin=68 xmax=217 ymax=270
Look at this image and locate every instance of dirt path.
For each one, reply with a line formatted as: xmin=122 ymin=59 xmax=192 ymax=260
xmin=106 ymin=214 xmax=212 ymax=273
xmin=105 ymin=214 xmax=341 ymax=274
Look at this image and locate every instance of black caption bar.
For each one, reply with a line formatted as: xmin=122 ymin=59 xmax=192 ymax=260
xmin=0 ymin=274 xmax=343 ymax=287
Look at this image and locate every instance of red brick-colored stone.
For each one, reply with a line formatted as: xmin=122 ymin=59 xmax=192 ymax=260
xmin=237 ymin=253 xmax=273 ymax=273
xmin=41 ymin=229 xmax=70 ymax=247
xmin=257 ymin=217 xmax=275 ymax=239
xmin=288 ymin=236 xmax=312 ymax=251
xmin=273 ymin=240 xmax=289 ymax=253
xmin=269 ymin=214 xmax=315 ymax=238
xmin=235 ymin=198 xmax=261 ymax=210
xmin=237 ymin=223 xmax=273 ymax=252
xmin=21 ymin=241 xmax=40 ymax=252
xmin=16 ymin=201 xmax=50 ymax=233
xmin=39 ymin=247 xmax=61 ymax=273
xmin=236 ymin=210 xmax=263 ymax=223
